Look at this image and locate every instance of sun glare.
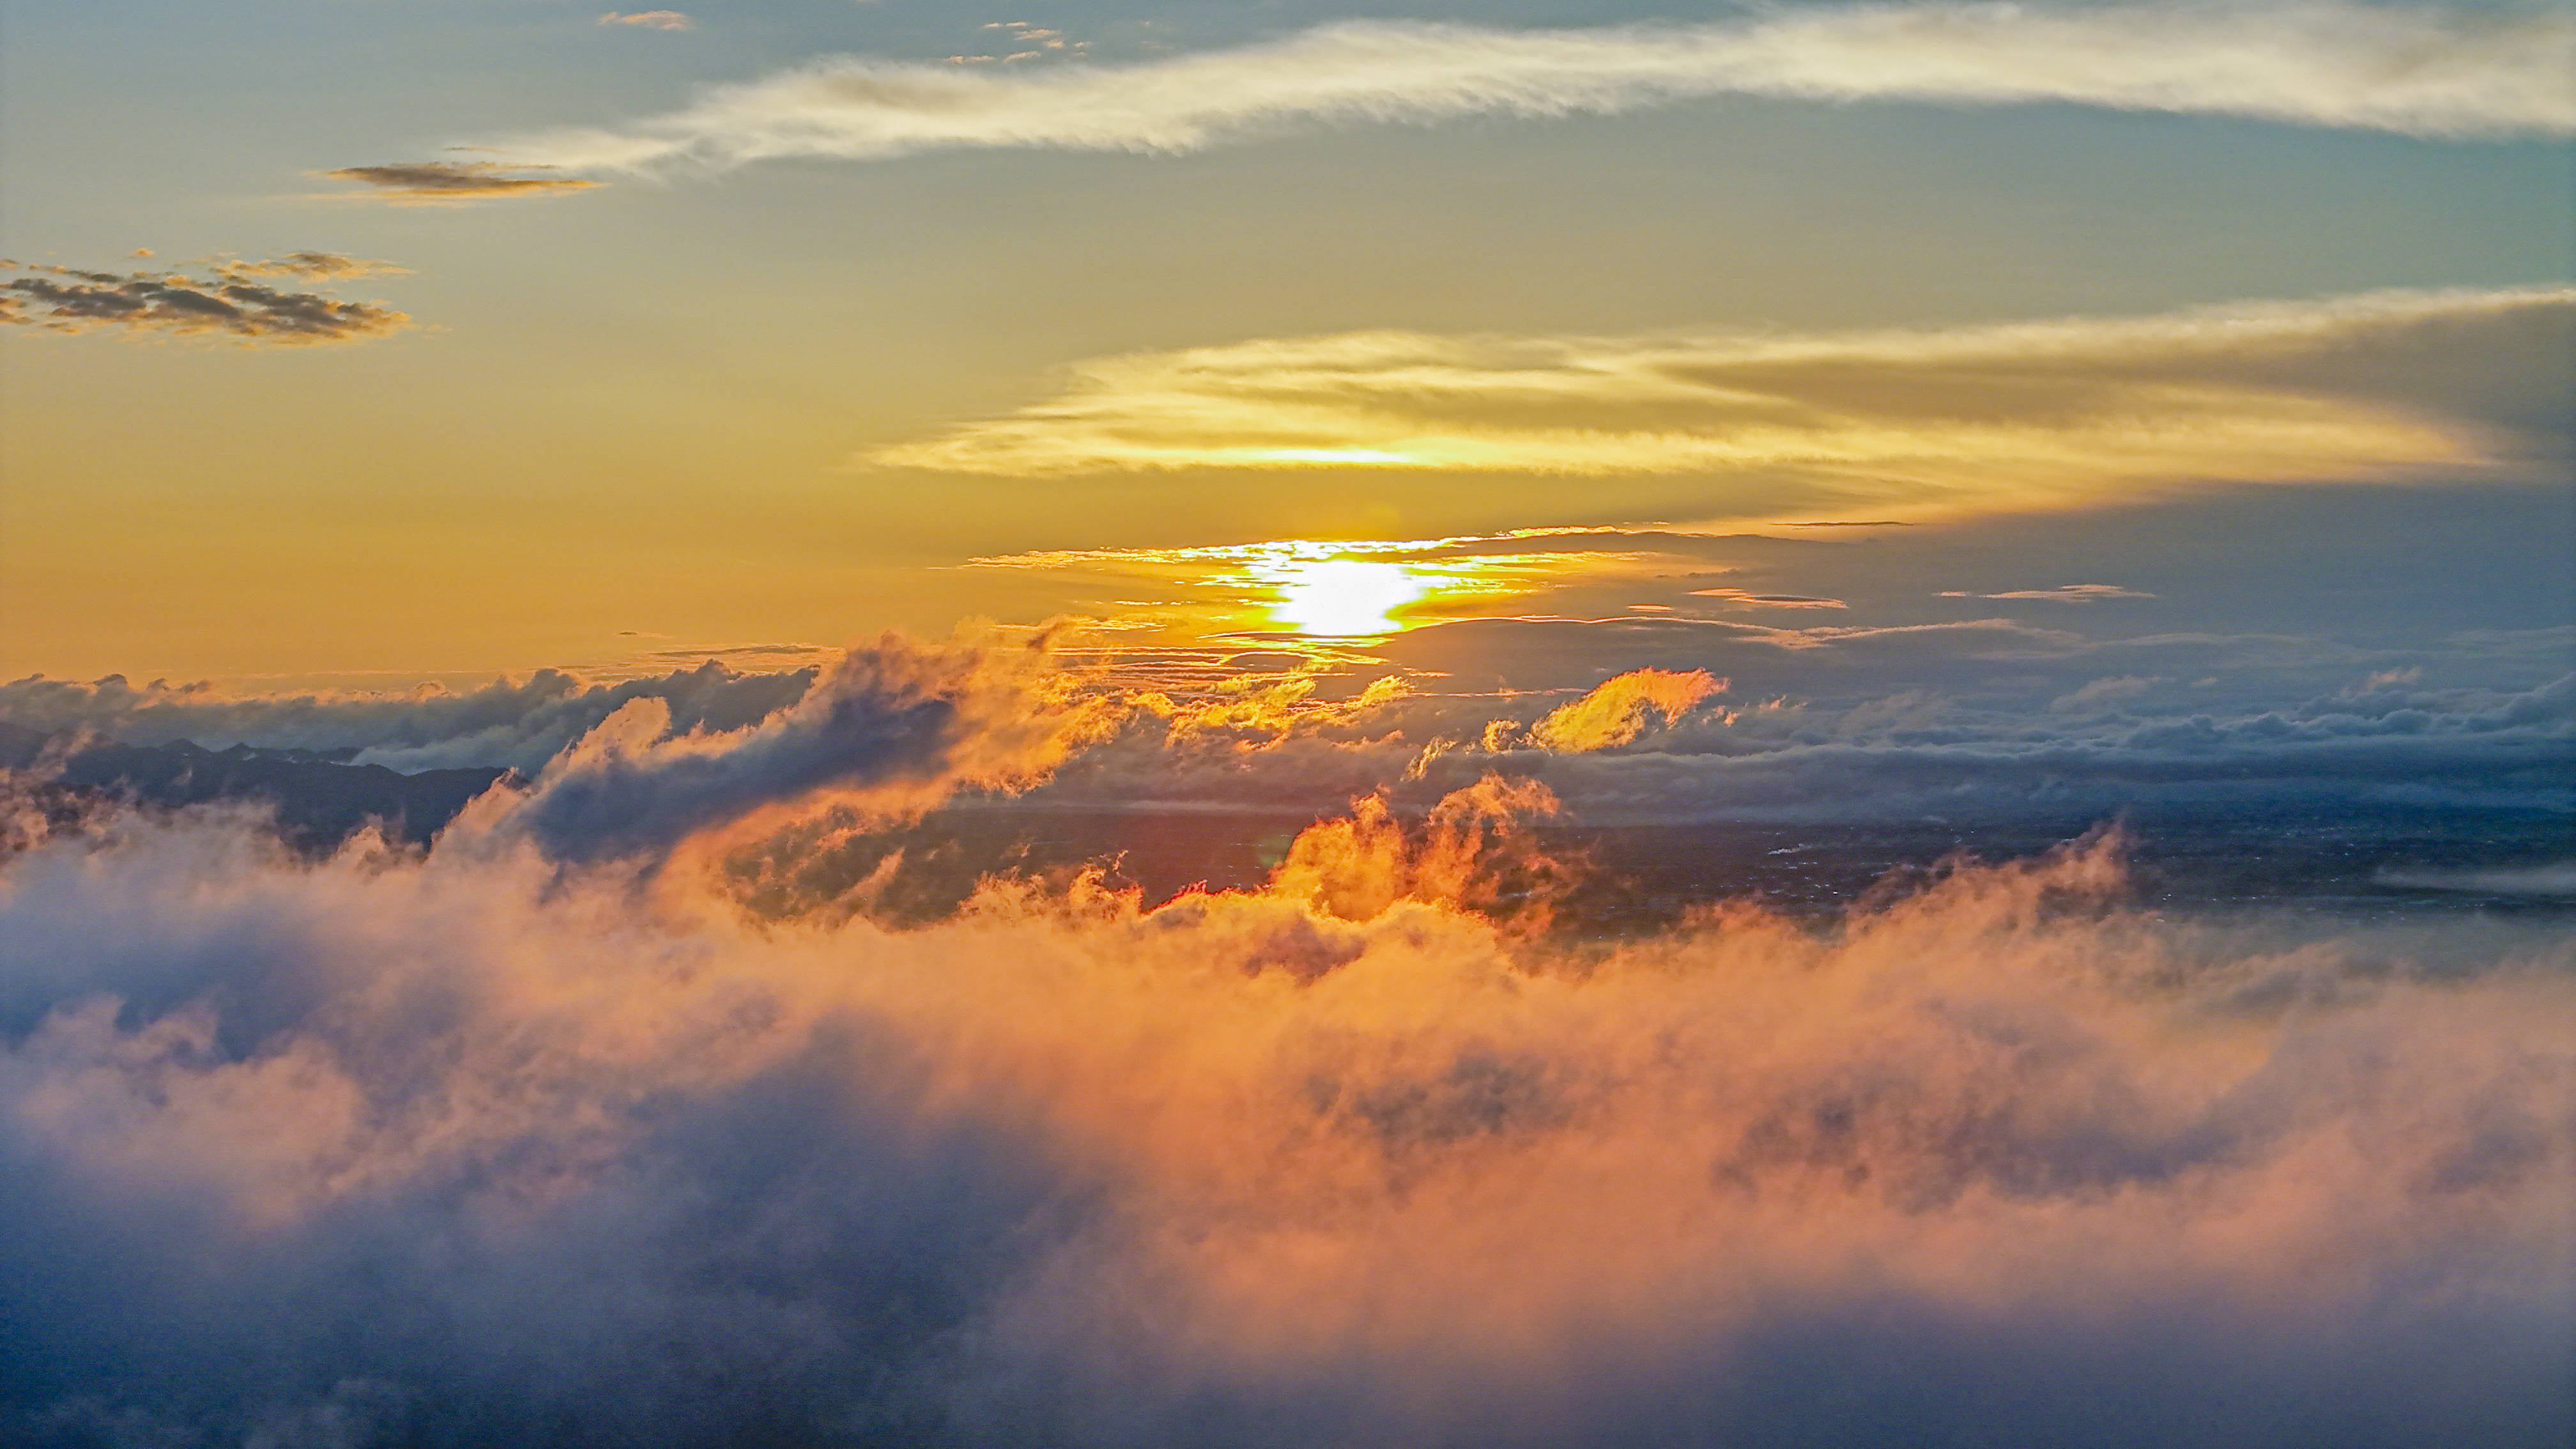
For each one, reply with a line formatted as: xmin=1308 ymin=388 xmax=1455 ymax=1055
xmin=1269 ymin=558 xmax=1427 ymax=636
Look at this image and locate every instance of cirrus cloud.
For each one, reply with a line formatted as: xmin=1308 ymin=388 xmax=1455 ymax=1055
xmin=870 ymin=286 xmax=2573 ymax=519
xmin=491 ymin=3 xmax=2575 ymax=178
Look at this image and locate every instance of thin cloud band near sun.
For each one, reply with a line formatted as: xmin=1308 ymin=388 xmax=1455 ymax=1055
xmin=969 ymin=531 xmax=1685 ymax=640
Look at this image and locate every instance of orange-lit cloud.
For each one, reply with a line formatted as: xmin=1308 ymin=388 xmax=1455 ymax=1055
xmin=875 ymin=286 xmax=2570 ymax=518
xmin=501 ymin=4 xmax=2575 ymax=176
xmin=1527 ymin=668 xmax=1724 ymax=751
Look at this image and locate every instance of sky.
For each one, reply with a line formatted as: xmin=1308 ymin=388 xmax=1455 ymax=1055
xmin=1 ymin=3 xmax=2572 ymax=1445
xmin=3 ymin=0 xmax=2569 ymax=686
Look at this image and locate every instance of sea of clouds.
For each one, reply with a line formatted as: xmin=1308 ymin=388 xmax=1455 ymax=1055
xmin=1 ymin=637 xmax=2568 ymax=1445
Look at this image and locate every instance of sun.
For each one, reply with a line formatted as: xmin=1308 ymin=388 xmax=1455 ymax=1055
xmin=1269 ymin=558 xmax=1428 ymax=636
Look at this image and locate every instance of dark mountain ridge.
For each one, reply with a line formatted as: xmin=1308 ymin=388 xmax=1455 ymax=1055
xmin=0 ymin=721 xmax=509 ymax=850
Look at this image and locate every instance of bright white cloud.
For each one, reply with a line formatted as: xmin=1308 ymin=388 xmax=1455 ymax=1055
xmin=866 ymin=286 xmax=2573 ymax=517
xmin=500 ymin=3 xmax=2575 ymax=172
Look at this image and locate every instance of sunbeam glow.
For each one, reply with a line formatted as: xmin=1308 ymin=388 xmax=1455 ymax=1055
xmin=1266 ymin=557 xmax=1427 ymax=636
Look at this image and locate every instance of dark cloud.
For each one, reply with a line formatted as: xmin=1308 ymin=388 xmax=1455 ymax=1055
xmin=0 ymin=258 xmax=409 ymax=344
xmin=320 ymin=160 xmax=603 ymax=201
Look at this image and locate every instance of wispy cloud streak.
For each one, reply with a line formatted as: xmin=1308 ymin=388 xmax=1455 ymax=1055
xmin=501 ymin=3 xmax=2575 ymax=172
xmin=599 ymin=10 xmax=693 ymax=31
xmin=320 ymin=160 xmax=603 ymax=203
xmin=871 ymin=286 xmax=2572 ymax=515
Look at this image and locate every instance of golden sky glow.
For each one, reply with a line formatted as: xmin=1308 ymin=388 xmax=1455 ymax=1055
xmin=1263 ymin=558 xmax=1425 ymax=636
xmin=3 ymin=7 xmax=2573 ymax=1439
xmin=967 ymin=532 xmax=1667 ymax=645
xmin=0 ymin=0 xmax=2564 ymax=686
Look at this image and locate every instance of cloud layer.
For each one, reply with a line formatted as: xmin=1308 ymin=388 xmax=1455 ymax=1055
xmin=0 ymin=718 xmax=2567 ymax=1443
xmin=0 ymin=257 xmax=411 ymax=344
xmin=873 ymin=286 xmax=2571 ymax=514
xmin=498 ymin=2 xmax=2576 ymax=175
xmin=0 ymin=659 xmax=821 ymax=775
xmin=11 ymin=624 xmax=2566 ymax=843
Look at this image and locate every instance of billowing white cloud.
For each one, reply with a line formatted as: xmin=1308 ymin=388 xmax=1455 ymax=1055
xmin=497 ymin=3 xmax=2575 ymax=174
xmin=466 ymin=632 xmax=1103 ymax=863
xmin=0 ymin=751 xmax=2566 ymax=1442
xmin=870 ymin=286 xmax=2573 ymax=516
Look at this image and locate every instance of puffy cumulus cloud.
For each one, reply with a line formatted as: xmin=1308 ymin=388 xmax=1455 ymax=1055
xmin=870 ymin=287 xmax=2572 ymax=518
xmin=1021 ymin=621 xmax=2575 ymax=824
xmin=498 ymin=3 xmax=2574 ymax=178
xmin=600 ymin=9 xmax=692 ymax=29
xmin=0 ymin=795 xmax=2566 ymax=1444
xmin=318 ymin=160 xmax=602 ymax=202
xmin=468 ymin=632 xmax=1109 ymax=865
xmin=1526 ymin=668 xmax=1723 ymax=752
xmin=1266 ymin=774 xmax=1578 ymax=930
xmin=0 ymin=658 xmax=822 ymax=774
xmin=0 ymin=258 xmax=410 ymax=345
xmin=1453 ymin=665 xmax=2576 ymax=826
xmin=11 ymin=629 xmax=2568 ymax=843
